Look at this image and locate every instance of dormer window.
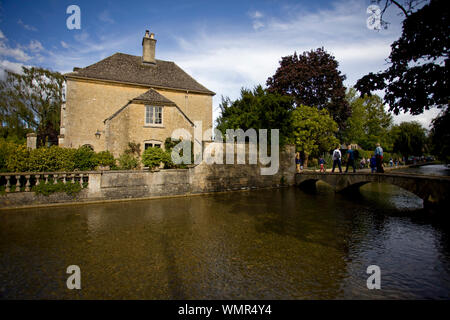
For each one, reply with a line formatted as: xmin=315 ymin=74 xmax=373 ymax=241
xmin=145 ymin=105 xmax=162 ymax=126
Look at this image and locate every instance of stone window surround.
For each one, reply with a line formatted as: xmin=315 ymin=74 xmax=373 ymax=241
xmin=144 ymin=140 xmax=163 ymax=150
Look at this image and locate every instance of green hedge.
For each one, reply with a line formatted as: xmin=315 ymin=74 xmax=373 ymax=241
xmin=95 ymin=151 xmax=116 ymax=167
xmin=33 ymin=180 xmax=88 ymax=197
xmin=142 ymin=147 xmax=172 ymax=169
xmin=117 ymin=153 xmax=139 ymax=170
xmin=0 ymin=142 xmax=118 ymax=172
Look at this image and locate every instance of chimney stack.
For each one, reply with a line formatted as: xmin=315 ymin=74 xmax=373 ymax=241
xmin=142 ymin=30 xmax=156 ymax=65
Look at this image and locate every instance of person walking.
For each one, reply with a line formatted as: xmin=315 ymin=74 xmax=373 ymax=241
xmin=295 ymin=152 xmax=302 ymax=173
xmin=370 ymin=154 xmax=377 ymax=173
xmin=374 ymin=143 xmax=384 ymax=173
xmin=360 ymin=157 xmax=366 ymax=169
xmin=332 ymin=146 xmax=342 ymax=173
xmin=345 ymin=145 xmax=356 ymax=173
xmin=319 ymin=156 xmax=326 ymax=173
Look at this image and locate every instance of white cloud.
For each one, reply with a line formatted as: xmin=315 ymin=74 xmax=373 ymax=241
xmin=17 ymin=19 xmax=38 ymax=32
xmin=164 ymin=0 xmax=411 ymax=125
xmin=249 ymin=10 xmax=264 ymax=30
xmin=0 ymin=42 xmax=31 ymax=62
xmin=393 ymin=109 xmax=442 ymax=129
xmin=98 ymin=10 xmax=115 ymax=24
xmin=0 ymin=29 xmax=32 ymax=62
xmin=60 ymin=41 xmax=69 ymax=49
xmin=0 ymin=59 xmax=25 ymax=79
xmin=249 ymin=11 xmax=263 ymax=19
xmin=252 ymin=21 xmax=264 ymax=31
xmin=28 ymin=40 xmax=44 ymax=52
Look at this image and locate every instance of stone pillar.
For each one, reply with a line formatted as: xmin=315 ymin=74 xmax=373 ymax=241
xmin=58 ymin=134 xmax=65 ymax=147
xmin=26 ymin=133 xmax=37 ymax=149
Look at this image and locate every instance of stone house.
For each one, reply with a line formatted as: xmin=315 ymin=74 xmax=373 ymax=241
xmin=59 ymin=30 xmax=214 ymax=157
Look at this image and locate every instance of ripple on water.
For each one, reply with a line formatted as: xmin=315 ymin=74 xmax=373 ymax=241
xmin=0 ymin=187 xmax=449 ymax=299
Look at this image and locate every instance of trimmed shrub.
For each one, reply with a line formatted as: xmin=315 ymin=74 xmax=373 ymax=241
xmin=5 ymin=144 xmax=31 ymax=172
xmin=73 ymin=146 xmax=97 ymax=171
xmin=164 ymin=138 xmax=194 ymax=168
xmin=28 ymin=146 xmax=76 ymax=172
xmin=142 ymin=147 xmax=172 ymax=169
xmin=0 ymin=140 xmax=20 ymax=172
xmin=117 ymin=153 xmax=139 ymax=170
xmin=95 ymin=151 xmax=116 ymax=168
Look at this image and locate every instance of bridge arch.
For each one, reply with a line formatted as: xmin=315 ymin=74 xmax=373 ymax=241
xmin=296 ymin=172 xmax=450 ymax=208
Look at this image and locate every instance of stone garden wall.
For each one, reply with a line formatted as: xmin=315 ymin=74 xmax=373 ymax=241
xmin=0 ymin=145 xmax=295 ymax=209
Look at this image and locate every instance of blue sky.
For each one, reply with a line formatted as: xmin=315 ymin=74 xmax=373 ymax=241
xmin=0 ymin=0 xmax=439 ymax=127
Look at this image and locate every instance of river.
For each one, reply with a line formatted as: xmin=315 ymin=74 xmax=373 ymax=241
xmin=0 ymin=165 xmax=449 ymax=299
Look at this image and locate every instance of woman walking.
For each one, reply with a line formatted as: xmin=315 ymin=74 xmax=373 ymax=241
xmin=295 ymin=152 xmax=303 ymax=173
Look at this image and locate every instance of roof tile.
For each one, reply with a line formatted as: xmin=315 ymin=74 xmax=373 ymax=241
xmin=65 ymin=53 xmax=214 ymax=95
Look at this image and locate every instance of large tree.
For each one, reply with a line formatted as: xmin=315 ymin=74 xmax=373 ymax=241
xmin=429 ymin=109 xmax=450 ymax=163
xmin=356 ymin=0 xmax=448 ymax=115
xmin=291 ymin=105 xmax=339 ymax=167
xmin=0 ymin=66 xmax=64 ymax=146
xmin=266 ymin=48 xmax=350 ymax=129
xmin=216 ymin=86 xmax=294 ymax=145
xmin=342 ymin=88 xmax=393 ymax=150
xmin=390 ymin=121 xmax=427 ymax=158
xmin=369 ymin=0 xmax=429 ymax=30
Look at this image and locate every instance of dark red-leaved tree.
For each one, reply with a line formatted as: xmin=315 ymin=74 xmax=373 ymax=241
xmin=266 ymin=47 xmax=350 ymax=130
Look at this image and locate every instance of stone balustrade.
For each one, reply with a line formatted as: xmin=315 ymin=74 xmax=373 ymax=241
xmin=0 ymin=172 xmax=90 ymax=193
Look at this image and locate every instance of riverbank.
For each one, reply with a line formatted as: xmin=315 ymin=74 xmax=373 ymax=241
xmin=0 ymin=145 xmax=296 ymax=210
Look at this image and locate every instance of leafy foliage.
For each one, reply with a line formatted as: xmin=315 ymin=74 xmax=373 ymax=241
xmin=116 ymin=142 xmax=141 ymax=170
xmin=0 ymin=67 xmax=64 ymax=145
xmin=341 ymin=88 xmax=393 ymax=150
xmin=370 ymin=0 xmax=428 ymax=29
xmin=117 ymin=153 xmax=139 ymax=170
xmin=291 ymin=105 xmax=339 ymax=167
xmin=266 ymin=48 xmax=350 ymax=129
xmin=125 ymin=142 xmax=141 ymax=156
xmin=95 ymin=151 xmax=116 ymax=167
xmin=0 ymin=143 xmax=116 ymax=172
xmin=216 ymin=86 xmax=294 ymax=145
xmin=390 ymin=121 xmax=427 ymax=158
xmin=141 ymin=147 xmax=172 ymax=169
xmin=430 ymin=109 xmax=450 ymax=163
xmin=4 ymin=144 xmax=32 ymax=172
xmin=164 ymin=137 xmax=193 ymax=168
xmin=27 ymin=146 xmax=76 ymax=172
xmin=356 ymin=0 xmax=448 ymax=116
xmin=73 ymin=145 xmax=97 ymax=171
xmin=33 ymin=180 xmax=87 ymax=197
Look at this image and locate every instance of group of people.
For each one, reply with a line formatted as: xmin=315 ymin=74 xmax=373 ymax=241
xmin=296 ymin=143 xmax=387 ymax=174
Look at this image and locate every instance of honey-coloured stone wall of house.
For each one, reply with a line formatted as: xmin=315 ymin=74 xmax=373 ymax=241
xmin=61 ymin=78 xmax=212 ymax=155
xmin=154 ymin=88 xmax=213 ymax=133
xmin=105 ymin=102 xmax=195 ymax=158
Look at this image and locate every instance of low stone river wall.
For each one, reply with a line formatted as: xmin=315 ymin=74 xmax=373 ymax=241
xmin=0 ymin=145 xmax=296 ymax=209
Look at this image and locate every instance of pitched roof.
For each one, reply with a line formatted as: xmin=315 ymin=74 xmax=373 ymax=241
xmin=104 ymin=89 xmax=194 ymax=126
xmin=132 ymin=88 xmax=176 ymax=106
xmin=65 ymin=53 xmax=215 ymax=95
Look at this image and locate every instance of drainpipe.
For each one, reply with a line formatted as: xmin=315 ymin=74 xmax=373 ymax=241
xmin=185 ymin=90 xmax=189 ymax=113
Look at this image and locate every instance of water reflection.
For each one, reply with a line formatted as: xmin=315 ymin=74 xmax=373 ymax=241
xmin=0 ymin=184 xmax=449 ymax=299
xmin=395 ymin=164 xmax=450 ymax=177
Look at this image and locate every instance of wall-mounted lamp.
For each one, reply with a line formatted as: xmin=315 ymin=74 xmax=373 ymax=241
xmin=95 ymin=130 xmax=101 ymax=139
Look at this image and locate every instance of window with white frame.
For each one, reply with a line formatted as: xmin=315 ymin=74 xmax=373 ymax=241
xmin=145 ymin=105 xmax=163 ymax=125
xmin=144 ymin=142 xmax=161 ymax=150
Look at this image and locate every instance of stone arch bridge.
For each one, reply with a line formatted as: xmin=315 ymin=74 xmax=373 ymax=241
xmin=295 ymin=172 xmax=450 ymax=207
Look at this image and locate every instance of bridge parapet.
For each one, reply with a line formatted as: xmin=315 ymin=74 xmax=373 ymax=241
xmin=295 ymin=172 xmax=450 ymax=207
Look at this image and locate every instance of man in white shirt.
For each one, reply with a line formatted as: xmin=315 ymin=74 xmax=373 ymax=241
xmin=332 ymin=146 xmax=342 ymax=173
